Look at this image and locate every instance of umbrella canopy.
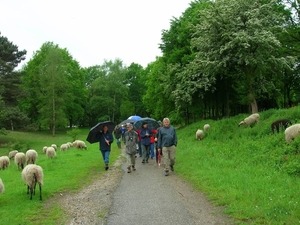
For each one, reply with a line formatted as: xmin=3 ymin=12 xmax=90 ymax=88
xmin=119 ymin=119 xmax=135 ymax=126
xmin=127 ymin=115 xmax=142 ymax=121
xmin=86 ymin=121 xmax=115 ymax=144
xmin=134 ymin=118 xmax=160 ymax=130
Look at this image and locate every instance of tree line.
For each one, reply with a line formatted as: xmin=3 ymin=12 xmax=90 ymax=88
xmin=0 ymin=0 xmax=299 ymax=134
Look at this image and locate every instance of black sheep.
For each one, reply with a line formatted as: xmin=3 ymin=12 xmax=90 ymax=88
xmin=271 ymin=119 xmax=292 ymax=133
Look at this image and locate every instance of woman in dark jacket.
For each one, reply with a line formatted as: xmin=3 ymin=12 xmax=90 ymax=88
xmin=140 ymin=122 xmax=152 ymax=163
xmin=97 ymin=125 xmax=114 ymax=170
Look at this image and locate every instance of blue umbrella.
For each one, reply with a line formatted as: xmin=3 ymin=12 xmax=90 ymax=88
xmin=127 ymin=115 xmax=142 ymax=121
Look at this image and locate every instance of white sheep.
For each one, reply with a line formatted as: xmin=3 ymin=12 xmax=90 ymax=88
xmin=22 ymin=164 xmax=43 ymax=200
xmin=0 ymin=178 xmax=4 ymax=193
xmin=196 ymin=129 xmax=204 ymax=140
xmin=51 ymin=144 xmax=57 ymax=151
xmin=42 ymin=146 xmax=48 ymax=154
xmin=14 ymin=152 xmax=26 ymax=170
xmin=0 ymin=156 xmax=10 ymax=169
xmin=285 ymin=124 xmax=300 ymax=144
xmin=46 ymin=147 xmax=56 ymax=158
xmin=67 ymin=142 xmax=73 ymax=147
xmin=73 ymin=140 xmax=87 ymax=150
xmin=238 ymin=113 xmax=260 ymax=127
xmin=60 ymin=143 xmax=69 ymax=151
xmin=203 ymin=124 xmax=210 ymax=132
xmin=25 ymin=149 xmax=38 ymax=164
xmin=8 ymin=150 xmax=18 ymax=159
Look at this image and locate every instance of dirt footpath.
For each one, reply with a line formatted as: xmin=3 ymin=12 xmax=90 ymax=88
xmin=56 ymin=149 xmax=234 ymax=225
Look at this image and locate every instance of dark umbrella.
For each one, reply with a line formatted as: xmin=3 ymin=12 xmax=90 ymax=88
xmin=134 ymin=118 xmax=160 ymax=130
xmin=86 ymin=121 xmax=115 ymax=144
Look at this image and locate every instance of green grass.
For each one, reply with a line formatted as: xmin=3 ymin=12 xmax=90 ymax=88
xmin=1 ymin=107 xmax=300 ymax=224
xmin=0 ymin=129 xmax=120 ymax=225
xmin=176 ymin=106 xmax=300 ymax=224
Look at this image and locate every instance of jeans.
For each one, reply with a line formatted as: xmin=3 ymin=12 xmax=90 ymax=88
xmin=100 ymin=150 xmax=110 ymax=164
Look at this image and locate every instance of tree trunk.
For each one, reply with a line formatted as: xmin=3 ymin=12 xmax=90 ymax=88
xmin=248 ymin=90 xmax=258 ymax=113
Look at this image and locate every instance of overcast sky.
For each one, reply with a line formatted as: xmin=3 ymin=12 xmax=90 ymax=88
xmin=1 ymin=0 xmax=192 ymax=69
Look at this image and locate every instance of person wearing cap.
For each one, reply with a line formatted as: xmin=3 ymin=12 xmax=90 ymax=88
xmin=157 ymin=118 xmax=177 ymax=176
xmin=140 ymin=122 xmax=153 ymax=163
xmin=123 ymin=123 xmax=139 ymax=173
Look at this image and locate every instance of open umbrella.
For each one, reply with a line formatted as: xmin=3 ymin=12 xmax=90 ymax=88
xmin=127 ymin=115 xmax=142 ymax=121
xmin=134 ymin=118 xmax=160 ymax=130
xmin=86 ymin=121 xmax=115 ymax=144
xmin=119 ymin=119 xmax=135 ymax=125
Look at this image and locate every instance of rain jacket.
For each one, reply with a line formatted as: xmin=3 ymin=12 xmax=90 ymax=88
xmin=140 ymin=127 xmax=152 ymax=146
xmin=97 ymin=131 xmax=114 ymax=151
xmin=123 ymin=130 xmax=139 ymax=154
xmin=157 ymin=125 xmax=177 ymax=149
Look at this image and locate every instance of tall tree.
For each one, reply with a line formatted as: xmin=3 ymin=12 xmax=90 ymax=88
xmin=21 ymin=42 xmax=86 ymax=134
xmin=189 ymin=0 xmax=293 ymax=113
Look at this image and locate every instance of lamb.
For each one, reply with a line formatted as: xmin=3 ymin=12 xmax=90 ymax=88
xmin=14 ymin=152 xmax=26 ymax=170
xmin=73 ymin=140 xmax=87 ymax=150
xmin=25 ymin=149 xmax=38 ymax=164
xmin=8 ymin=150 xmax=18 ymax=159
xmin=21 ymin=164 xmax=43 ymax=200
xmin=238 ymin=113 xmax=260 ymax=127
xmin=203 ymin=124 xmax=210 ymax=132
xmin=51 ymin=144 xmax=57 ymax=151
xmin=285 ymin=124 xmax=300 ymax=144
xmin=42 ymin=146 xmax=48 ymax=154
xmin=60 ymin=143 xmax=69 ymax=151
xmin=46 ymin=146 xmax=56 ymax=158
xmin=196 ymin=129 xmax=204 ymax=140
xmin=0 ymin=156 xmax=10 ymax=169
xmin=0 ymin=178 xmax=4 ymax=193
xmin=271 ymin=119 xmax=292 ymax=134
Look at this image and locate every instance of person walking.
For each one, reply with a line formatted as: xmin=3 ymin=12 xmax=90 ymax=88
xmin=97 ymin=125 xmax=114 ymax=170
xmin=157 ymin=118 xmax=177 ymax=176
xmin=140 ymin=122 xmax=152 ymax=163
xmin=123 ymin=123 xmax=139 ymax=173
xmin=113 ymin=125 xmax=122 ymax=149
xmin=154 ymin=121 xmax=163 ymax=164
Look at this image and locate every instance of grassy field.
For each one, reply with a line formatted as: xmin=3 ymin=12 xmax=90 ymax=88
xmin=0 ymin=106 xmax=300 ymax=224
xmin=176 ymin=106 xmax=300 ymax=224
xmin=0 ymin=128 xmax=121 ymax=225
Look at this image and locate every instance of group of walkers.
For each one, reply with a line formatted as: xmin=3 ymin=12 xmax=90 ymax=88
xmin=96 ymin=117 xmax=178 ymax=176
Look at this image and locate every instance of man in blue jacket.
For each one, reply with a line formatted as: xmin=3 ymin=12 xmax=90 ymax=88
xmin=157 ymin=118 xmax=177 ymax=176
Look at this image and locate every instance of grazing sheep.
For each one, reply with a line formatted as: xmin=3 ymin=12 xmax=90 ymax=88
xmin=60 ymin=143 xmax=69 ymax=151
xmin=0 ymin=178 xmax=4 ymax=193
xmin=196 ymin=129 xmax=204 ymax=140
xmin=46 ymin=147 xmax=56 ymax=158
xmin=67 ymin=142 xmax=73 ymax=147
xmin=73 ymin=140 xmax=87 ymax=150
xmin=42 ymin=146 xmax=48 ymax=154
xmin=0 ymin=156 xmax=10 ymax=169
xmin=14 ymin=152 xmax=26 ymax=170
xmin=271 ymin=119 xmax=292 ymax=134
xmin=238 ymin=113 xmax=260 ymax=127
xmin=8 ymin=150 xmax=18 ymax=159
xmin=51 ymin=144 xmax=57 ymax=151
xmin=285 ymin=124 xmax=300 ymax=144
xmin=25 ymin=149 xmax=38 ymax=164
xmin=203 ymin=124 xmax=210 ymax=132
xmin=21 ymin=164 xmax=43 ymax=200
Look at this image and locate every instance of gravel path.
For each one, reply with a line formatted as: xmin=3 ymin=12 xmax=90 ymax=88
xmin=52 ymin=148 xmax=234 ymax=225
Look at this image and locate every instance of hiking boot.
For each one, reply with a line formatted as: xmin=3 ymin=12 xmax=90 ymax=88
xmin=170 ymin=165 xmax=174 ymax=171
xmin=127 ymin=166 xmax=131 ymax=173
xmin=142 ymin=160 xmax=145 ymax=164
xmin=132 ymin=165 xmax=136 ymax=171
xmin=105 ymin=163 xmax=109 ymax=171
xmin=164 ymin=170 xmax=169 ymax=176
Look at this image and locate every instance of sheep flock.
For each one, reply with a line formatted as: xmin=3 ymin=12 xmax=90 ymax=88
xmin=0 ymin=139 xmax=87 ymax=201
